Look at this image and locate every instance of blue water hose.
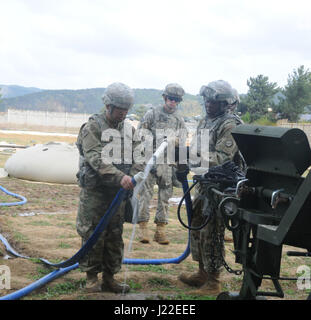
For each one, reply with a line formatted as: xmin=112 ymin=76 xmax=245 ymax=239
xmin=0 ymin=233 xmax=30 ymax=259
xmin=0 ymin=185 xmax=27 ymax=206
xmin=0 ymin=263 xmax=79 ymax=300
xmin=39 ymin=187 xmax=129 ymax=268
xmin=123 ymin=177 xmax=192 ymax=265
xmin=0 ymin=186 xmax=129 ymax=299
xmin=40 ymin=176 xmax=192 ymax=267
xmin=0 ymin=174 xmax=194 ymax=299
xmin=0 ymin=185 xmax=28 ymax=259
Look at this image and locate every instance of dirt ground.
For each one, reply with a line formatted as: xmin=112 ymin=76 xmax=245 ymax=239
xmin=0 ymin=129 xmax=310 ymax=301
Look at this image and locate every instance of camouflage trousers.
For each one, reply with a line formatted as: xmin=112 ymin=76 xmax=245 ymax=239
xmin=76 ymin=187 xmax=125 ymax=275
xmin=190 ymin=195 xmax=225 ymax=273
xmin=138 ymin=164 xmax=173 ymax=224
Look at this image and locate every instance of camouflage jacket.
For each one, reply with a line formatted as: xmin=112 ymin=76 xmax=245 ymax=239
xmin=196 ymin=112 xmax=243 ymax=168
xmin=138 ymin=106 xmax=187 ymax=150
xmin=76 ymin=112 xmax=144 ymax=189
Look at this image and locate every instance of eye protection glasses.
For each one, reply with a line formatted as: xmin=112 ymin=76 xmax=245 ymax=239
xmin=167 ymin=96 xmax=182 ymax=103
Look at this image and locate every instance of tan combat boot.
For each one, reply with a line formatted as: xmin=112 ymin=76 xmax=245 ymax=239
xmin=101 ymin=273 xmax=130 ymax=294
xmin=85 ymin=272 xmax=101 ymax=293
xmin=179 ymin=262 xmax=209 ymax=287
xmin=190 ymin=272 xmax=221 ymax=296
xmin=153 ymin=222 xmax=170 ymax=245
xmin=138 ymin=221 xmax=150 ymax=244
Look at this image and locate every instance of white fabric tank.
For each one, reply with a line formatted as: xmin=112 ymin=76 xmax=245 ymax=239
xmin=4 ymin=142 xmax=79 ymax=184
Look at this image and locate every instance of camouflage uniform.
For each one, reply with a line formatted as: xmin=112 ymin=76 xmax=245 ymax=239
xmin=137 ymin=88 xmax=187 ymax=225
xmin=190 ymin=112 xmax=243 ymax=273
xmin=187 ymin=80 xmax=243 ymax=274
xmin=179 ymin=81 xmax=243 ymax=295
xmin=76 ymin=83 xmax=142 ymax=277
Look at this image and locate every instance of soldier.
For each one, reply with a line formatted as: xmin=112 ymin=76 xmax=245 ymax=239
xmin=179 ymin=80 xmax=243 ymax=295
xmin=76 ymin=82 xmax=143 ymax=293
xmin=137 ymin=83 xmax=187 ymax=245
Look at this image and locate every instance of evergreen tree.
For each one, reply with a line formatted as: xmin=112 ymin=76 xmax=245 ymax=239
xmin=243 ymin=75 xmax=278 ymax=122
xmin=275 ymin=65 xmax=311 ymax=122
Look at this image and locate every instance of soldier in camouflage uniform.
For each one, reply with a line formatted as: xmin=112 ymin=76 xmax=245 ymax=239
xmin=179 ymin=80 xmax=243 ymax=295
xmin=76 ymin=82 xmax=143 ymax=294
xmin=137 ymin=83 xmax=187 ymax=245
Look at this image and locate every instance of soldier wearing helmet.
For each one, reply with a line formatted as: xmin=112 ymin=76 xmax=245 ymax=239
xmin=75 ymin=82 xmax=143 ymax=294
xmin=137 ymin=83 xmax=187 ymax=245
xmin=179 ymin=80 xmax=244 ymax=296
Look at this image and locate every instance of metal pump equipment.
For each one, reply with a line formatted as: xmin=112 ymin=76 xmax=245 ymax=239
xmin=217 ymin=124 xmax=311 ymax=300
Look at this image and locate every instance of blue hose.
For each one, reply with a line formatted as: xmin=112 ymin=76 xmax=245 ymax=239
xmin=39 ymin=187 xmax=128 ymax=268
xmin=0 ymin=185 xmax=27 ymax=206
xmin=40 ymin=177 xmax=192 ymax=267
xmin=0 ymin=175 xmax=194 ymax=299
xmin=123 ymin=177 xmax=192 ymax=265
xmin=0 ymin=263 xmax=79 ymax=300
xmin=0 ymin=233 xmax=30 ymax=259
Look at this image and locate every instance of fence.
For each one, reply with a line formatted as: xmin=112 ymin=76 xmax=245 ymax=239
xmin=2 ymin=109 xmax=91 ymax=129
xmin=2 ymin=110 xmax=311 ymax=144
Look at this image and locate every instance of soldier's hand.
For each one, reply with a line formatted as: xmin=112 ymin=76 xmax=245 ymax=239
xmin=120 ymin=175 xmax=135 ymax=190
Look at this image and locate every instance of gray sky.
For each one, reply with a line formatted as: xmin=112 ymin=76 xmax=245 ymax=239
xmin=1 ymin=0 xmax=311 ymax=94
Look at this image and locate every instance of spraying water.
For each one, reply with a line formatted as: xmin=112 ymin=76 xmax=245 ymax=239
xmin=122 ymin=140 xmax=168 ymax=293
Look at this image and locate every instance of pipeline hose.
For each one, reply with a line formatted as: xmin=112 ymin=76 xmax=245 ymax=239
xmin=39 ymin=187 xmax=128 ymax=268
xmin=124 ymin=177 xmax=192 ymax=265
xmin=0 ymin=185 xmax=27 ymax=206
xmin=176 ymin=180 xmax=212 ymax=231
xmin=0 ymin=263 xmax=79 ymax=300
xmin=0 ymin=185 xmax=29 ymax=259
xmin=0 ymin=176 xmax=193 ymax=299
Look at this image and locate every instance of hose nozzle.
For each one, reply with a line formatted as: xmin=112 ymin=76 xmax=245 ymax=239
xmin=132 ymin=172 xmax=145 ymax=185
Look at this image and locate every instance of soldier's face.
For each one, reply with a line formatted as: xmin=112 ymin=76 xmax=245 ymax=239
xmin=164 ymin=96 xmax=179 ymax=113
xmin=108 ymin=106 xmax=128 ymax=123
xmin=205 ymin=100 xmax=221 ymax=118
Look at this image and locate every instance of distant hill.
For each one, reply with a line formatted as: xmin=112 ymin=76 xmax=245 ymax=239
xmin=0 ymin=84 xmax=43 ymax=98
xmin=0 ymin=86 xmax=203 ymax=117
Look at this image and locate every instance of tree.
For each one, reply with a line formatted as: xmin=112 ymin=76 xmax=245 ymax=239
xmin=275 ymin=65 xmax=311 ymax=122
xmin=243 ymin=75 xmax=278 ymax=122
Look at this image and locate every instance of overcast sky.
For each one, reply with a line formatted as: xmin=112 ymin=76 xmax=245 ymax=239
xmin=1 ymin=0 xmax=311 ymax=95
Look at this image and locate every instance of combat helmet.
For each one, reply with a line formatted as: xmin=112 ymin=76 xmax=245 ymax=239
xmin=200 ymin=80 xmax=237 ymax=115
xmin=102 ymin=82 xmax=134 ymax=110
xmin=200 ymin=80 xmax=236 ymax=104
xmin=162 ymin=83 xmax=185 ymax=101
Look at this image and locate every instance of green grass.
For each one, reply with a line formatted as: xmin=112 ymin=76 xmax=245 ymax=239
xmin=58 ymin=242 xmax=72 ymax=249
xmin=56 ymin=222 xmax=75 ymax=229
xmin=148 ymin=277 xmax=172 ymax=287
xmin=26 ymin=221 xmax=52 ymax=227
xmin=29 ymin=279 xmax=86 ymax=299
xmin=13 ymin=231 xmax=29 ymax=242
xmin=129 ymin=265 xmax=170 ymax=274
xmin=28 ymin=266 xmax=54 ymax=281
xmin=128 ymin=279 xmax=143 ymax=290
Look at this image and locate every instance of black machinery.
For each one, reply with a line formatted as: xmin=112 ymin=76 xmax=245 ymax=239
xmin=214 ymin=124 xmax=311 ymax=299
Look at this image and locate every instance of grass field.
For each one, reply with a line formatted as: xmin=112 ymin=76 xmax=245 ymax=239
xmin=0 ymin=128 xmax=310 ymax=300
